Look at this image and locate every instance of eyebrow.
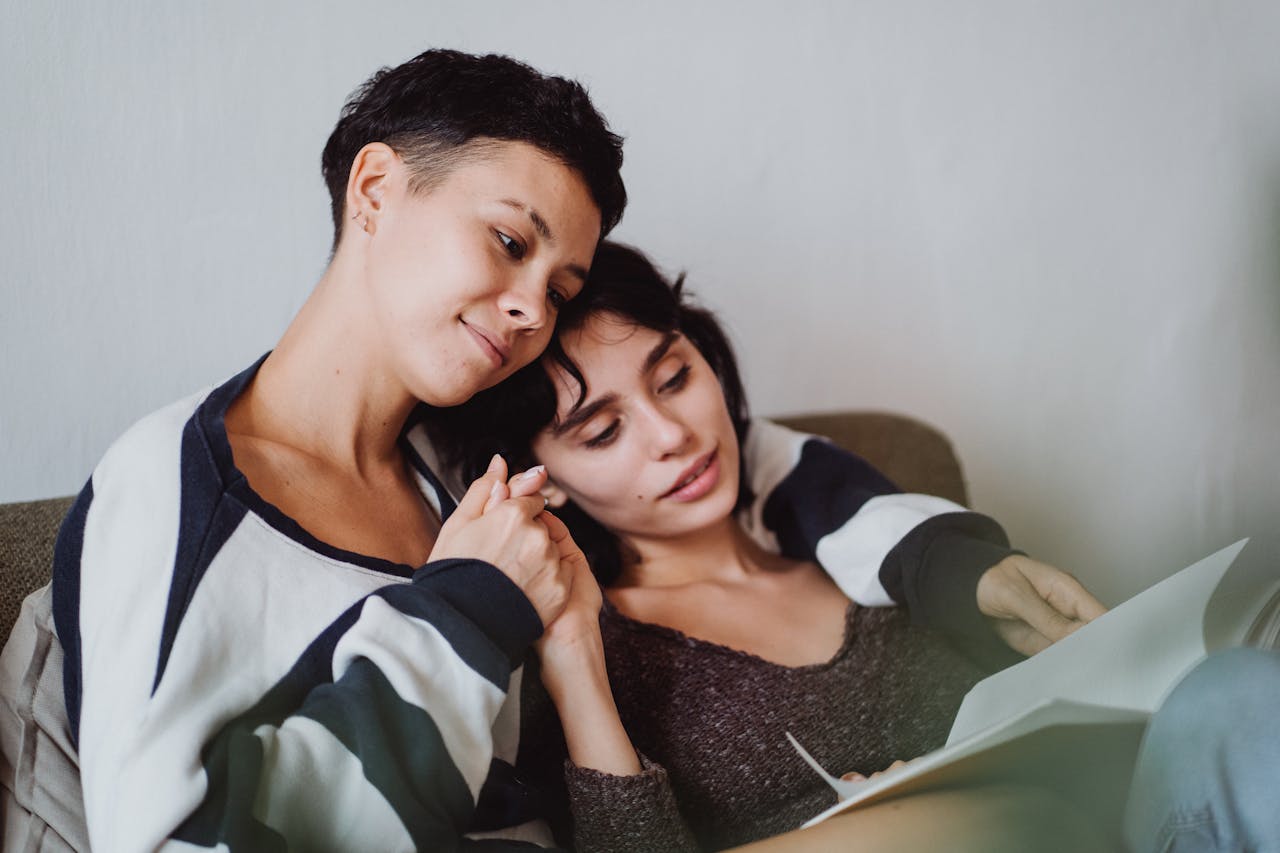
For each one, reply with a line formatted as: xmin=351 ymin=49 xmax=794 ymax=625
xmin=499 ymin=198 xmax=589 ymax=284
xmin=551 ymin=392 xmax=619 ymax=438
xmin=642 ymin=331 xmax=679 ymax=374
xmin=550 ymin=331 xmax=681 ymax=438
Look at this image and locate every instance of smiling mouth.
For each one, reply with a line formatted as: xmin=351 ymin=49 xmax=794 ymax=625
xmin=661 ymin=449 xmax=718 ymax=499
xmin=462 ymin=321 xmax=510 ymax=368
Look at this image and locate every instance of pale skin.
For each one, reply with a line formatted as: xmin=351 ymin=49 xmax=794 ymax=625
xmin=517 ymin=314 xmax=1111 ymax=848
xmin=222 ymin=138 xmax=602 ymax=624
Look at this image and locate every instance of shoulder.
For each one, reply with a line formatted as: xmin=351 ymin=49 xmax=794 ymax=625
xmin=96 ymin=389 xmax=211 ymax=475
xmin=87 ymin=387 xmax=217 ymax=512
xmin=90 ymin=356 xmax=270 ymax=508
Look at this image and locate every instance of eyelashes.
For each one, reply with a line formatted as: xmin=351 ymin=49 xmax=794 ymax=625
xmin=583 ymin=420 xmax=620 ymax=448
xmin=495 ymin=229 xmax=525 ymax=259
xmin=660 ymin=365 xmax=690 ymax=393
xmin=495 ymin=229 xmax=569 ymax=311
xmin=580 ymin=363 xmax=693 ymax=449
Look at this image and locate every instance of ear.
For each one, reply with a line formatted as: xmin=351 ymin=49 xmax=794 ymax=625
xmin=343 ymin=142 xmax=397 ymax=239
xmin=540 ymin=479 xmax=570 ymax=509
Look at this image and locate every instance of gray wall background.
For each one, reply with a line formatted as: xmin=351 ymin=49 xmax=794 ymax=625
xmin=3 ymin=1 xmax=1278 ymax=604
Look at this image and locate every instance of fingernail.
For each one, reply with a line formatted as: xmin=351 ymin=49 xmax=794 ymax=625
xmin=518 ymin=465 xmax=546 ymax=481
xmin=487 ymin=453 xmax=504 ymax=474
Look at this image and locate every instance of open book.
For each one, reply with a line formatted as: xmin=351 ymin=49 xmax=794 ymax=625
xmin=791 ymin=539 xmax=1279 ymax=828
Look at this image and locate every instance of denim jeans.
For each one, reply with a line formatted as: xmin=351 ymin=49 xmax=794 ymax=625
xmin=1123 ymin=647 xmax=1280 ymax=853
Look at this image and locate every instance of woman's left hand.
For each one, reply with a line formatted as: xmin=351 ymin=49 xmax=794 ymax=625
xmin=841 ymin=760 xmax=910 ymax=783
xmin=976 ymin=555 xmax=1108 ymax=655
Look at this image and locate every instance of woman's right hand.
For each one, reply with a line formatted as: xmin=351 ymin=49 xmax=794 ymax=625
xmin=429 ymin=455 xmax=571 ymax=628
xmin=527 ymin=512 xmax=641 ymax=778
xmin=534 ymin=513 xmax=603 ymax=649
xmin=496 ymin=459 xmax=604 ymax=655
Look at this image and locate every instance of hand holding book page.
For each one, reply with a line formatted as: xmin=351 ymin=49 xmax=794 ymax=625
xmin=793 ymin=538 xmax=1280 ymax=829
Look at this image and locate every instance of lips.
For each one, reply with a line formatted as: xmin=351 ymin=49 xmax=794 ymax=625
xmin=462 ymin=320 xmax=511 ymax=368
xmin=661 ymin=448 xmax=720 ymax=501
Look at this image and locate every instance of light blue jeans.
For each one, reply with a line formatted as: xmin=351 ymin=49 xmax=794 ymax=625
xmin=1123 ymin=647 xmax=1280 ymax=853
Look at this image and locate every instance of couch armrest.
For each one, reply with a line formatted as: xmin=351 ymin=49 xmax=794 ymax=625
xmin=770 ymin=411 xmax=967 ymax=507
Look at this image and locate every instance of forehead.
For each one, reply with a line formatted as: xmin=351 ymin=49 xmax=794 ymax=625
xmin=549 ymin=317 xmax=677 ymax=404
xmin=559 ymin=315 xmax=666 ymax=369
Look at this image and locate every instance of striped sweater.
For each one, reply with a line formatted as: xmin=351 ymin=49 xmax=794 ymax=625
xmin=49 ymin=361 xmax=1013 ymax=851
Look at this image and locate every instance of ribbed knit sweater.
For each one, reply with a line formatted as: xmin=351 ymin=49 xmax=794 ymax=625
xmin=518 ymin=601 xmax=986 ymax=852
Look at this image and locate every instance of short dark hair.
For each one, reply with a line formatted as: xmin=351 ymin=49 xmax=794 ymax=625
xmin=320 ymin=49 xmax=626 ymax=249
xmin=426 ymin=242 xmax=753 ymax=585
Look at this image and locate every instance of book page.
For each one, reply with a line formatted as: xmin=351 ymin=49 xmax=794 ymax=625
xmin=947 ymin=539 xmax=1250 ymax=745
xmin=797 ymin=701 xmax=1148 ymax=829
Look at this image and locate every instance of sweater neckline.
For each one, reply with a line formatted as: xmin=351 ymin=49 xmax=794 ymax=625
xmin=600 ymin=596 xmax=861 ymax=673
xmin=197 ymin=354 xmax=449 ymax=579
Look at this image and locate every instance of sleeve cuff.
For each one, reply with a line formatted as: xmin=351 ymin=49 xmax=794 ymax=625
xmin=563 ymin=753 xmax=699 ymax=853
xmin=412 ymin=558 xmax=543 ymax=670
xmin=885 ymin=512 xmax=1025 ymax=670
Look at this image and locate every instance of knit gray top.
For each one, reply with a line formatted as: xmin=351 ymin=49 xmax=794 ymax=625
xmin=517 ymin=601 xmax=985 ymax=852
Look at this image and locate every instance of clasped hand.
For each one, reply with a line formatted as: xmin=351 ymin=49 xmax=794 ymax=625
xmin=429 ymin=455 xmax=599 ymax=635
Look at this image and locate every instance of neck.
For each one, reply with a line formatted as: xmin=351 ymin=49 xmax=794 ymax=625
xmin=230 ymin=249 xmax=417 ymax=475
xmin=615 ymin=515 xmax=786 ymax=589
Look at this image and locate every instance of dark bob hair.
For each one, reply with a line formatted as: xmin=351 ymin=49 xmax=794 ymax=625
xmin=321 ymin=49 xmax=626 ymax=249
xmin=426 ymin=241 xmax=752 ymax=585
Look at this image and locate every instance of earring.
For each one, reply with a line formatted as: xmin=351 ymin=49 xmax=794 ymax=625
xmin=351 ymin=210 xmax=372 ymax=234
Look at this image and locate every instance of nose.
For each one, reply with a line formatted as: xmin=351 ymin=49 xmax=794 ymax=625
xmin=498 ymin=271 xmax=548 ymax=333
xmin=642 ymin=401 xmax=693 ymax=460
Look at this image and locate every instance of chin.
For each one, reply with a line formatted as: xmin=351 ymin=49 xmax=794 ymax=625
xmin=415 ymin=365 xmax=507 ymax=408
xmin=667 ymin=486 xmax=739 ymax=532
xmin=412 ymin=379 xmax=478 ymax=409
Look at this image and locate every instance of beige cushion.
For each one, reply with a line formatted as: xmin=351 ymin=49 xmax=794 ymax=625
xmin=1 ymin=584 xmax=87 ymax=852
xmin=773 ymin=412 xmax=968 ymax=507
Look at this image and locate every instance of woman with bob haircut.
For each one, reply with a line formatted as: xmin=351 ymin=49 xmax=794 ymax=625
xmin=429 ymin=241 xmax=1115 ymax=852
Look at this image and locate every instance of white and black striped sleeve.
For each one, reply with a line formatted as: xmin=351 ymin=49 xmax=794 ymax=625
xmin=740 ymin=418 xmax=1020 ymax=656
xmin=168 ymin=561 xmax=544 ymax=851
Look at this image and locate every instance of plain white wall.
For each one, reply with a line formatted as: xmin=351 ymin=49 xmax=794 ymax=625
xmin=3 ymin=1 xmax=1277 ymax=604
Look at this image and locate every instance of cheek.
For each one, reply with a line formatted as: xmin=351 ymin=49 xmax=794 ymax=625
xmin=564 ymin=464 xmax=638 ymax=510
xmin=537 ymin=447 xmax=653 ymax=517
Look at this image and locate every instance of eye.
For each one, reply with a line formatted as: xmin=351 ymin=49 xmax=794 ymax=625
xmin=583 ymin=419 xmax=621 ymax=449
xmin=495 ymin=229 xmax=526 ymax=259
xmin=547 ymin=287 xmax=568 ymax=311
xmin=658 ymin=364 xmax=691 ymax=394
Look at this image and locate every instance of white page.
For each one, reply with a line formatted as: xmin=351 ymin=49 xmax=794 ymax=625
xmin=797 ymin=700 xmax=1148 ymax=828
xmin=789 ymin=700 xmax=1142 ymax=803
xmin=947 ymin=539 xmax=1249 ymax=745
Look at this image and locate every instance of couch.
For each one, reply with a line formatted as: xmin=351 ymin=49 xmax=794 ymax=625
xmin=0 ymin=411 xmax=968 ymax=851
